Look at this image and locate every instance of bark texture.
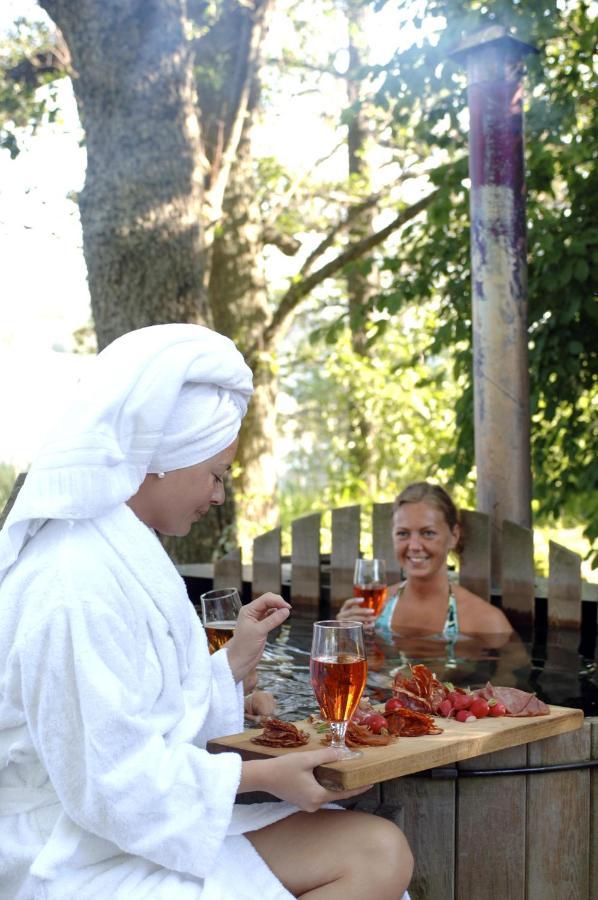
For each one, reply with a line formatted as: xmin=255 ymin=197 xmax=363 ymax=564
xmin=344 ymin=0 xmax=376 ymax=486
xmin=33 ymin=0 xmax=437 ymax=560
xmin=40 ymin=0 xmax=208 ymax=348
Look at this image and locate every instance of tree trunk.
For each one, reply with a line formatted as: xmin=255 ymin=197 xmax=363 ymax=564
xmin=34 ymin=0 xmax=436 ymax=562
xmin=39 ymin=0 xmax=209 ymax=349
xmin=203 ymin=1 xmax=279 ymax=543
xmin=344 ymin=0 xmax=376 ymax=487
xmin=167 ymin=0 xmax=278 ymax=560
xmin=40 ymin=0 xmax=278 ymax=560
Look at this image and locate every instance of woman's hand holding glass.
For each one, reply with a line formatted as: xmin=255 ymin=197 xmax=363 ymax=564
xmin=336 ymin=597 xmax=377 ymax=627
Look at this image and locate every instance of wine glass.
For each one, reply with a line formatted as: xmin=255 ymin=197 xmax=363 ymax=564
xmin=310 ymin=620 xmax=367 ymax=759
xmin=353 ymin=558 xmax=388 ymax=617
xmin=200 ymin=588 xmax=242 ymax=654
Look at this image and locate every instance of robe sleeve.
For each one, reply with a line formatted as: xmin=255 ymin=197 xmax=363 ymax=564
xmin=15 ymin=586 xmax=244 ymax=880
xmin=193 ymin=648 xmax=245 ymax=744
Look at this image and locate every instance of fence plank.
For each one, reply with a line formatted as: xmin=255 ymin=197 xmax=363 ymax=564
xmin=0 ymin=472 xmax=27 ymax=530
xmin=591 ymin=718 xmax=598 ymax=900
xmin=372 ymin=502 xmax=402 ymax=585
xmin=527 ymin=726 xmax=591 ymax=900
xmin=252 ymin=527 xmax=281 ymax=599
xmin=548 ymin=540 xmax=582 ymax=629
xmin=456 ymin=746 xmax=526 ymax=900
xmin=330 ymin=505 xmax=360 ymax=613
xmin=291 ymin=513 xmax=321 ymax=616
xmin=384 ymin=773 xmax=455 ymax=900
xmin=458 ymin=509 xmax=491 ymax=601
xmin=213 ymin=547 xmax=243 ymax=594
xmin=501 ymin=519 xmax=535 ymax=628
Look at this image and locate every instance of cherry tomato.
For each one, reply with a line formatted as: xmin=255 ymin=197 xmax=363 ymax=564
xmin=455 ymin=709 xmax=476 ymax=723
xmin=384 ymin=697 xmax=405 ymax=714
xmin=448 ymin=690 xmax=473 ymax=711
xmin=489 ymin=701 xmax=507 ymax=717
xmin=362 ymin=713 xmax=389 ymax=734
xmin=469 ymin=698 xmax=490 ymax=719
xmin=438 ymin=699 xmax=453 ymax=718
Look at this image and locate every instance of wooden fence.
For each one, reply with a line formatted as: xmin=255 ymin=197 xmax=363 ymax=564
xmin=203 ymin=503 xmax=598 ymax=632
xmin=2 ymin=478 xmax=596 ymax=631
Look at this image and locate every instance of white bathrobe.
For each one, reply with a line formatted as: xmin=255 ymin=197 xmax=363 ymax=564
xmin=0 ymin=504 xmax=301 ymax=899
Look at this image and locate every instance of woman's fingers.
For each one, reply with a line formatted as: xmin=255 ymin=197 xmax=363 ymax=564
xmin=245 ymin=689 xmax=277 ymax=718
xmin=261 ymin=749 xmax=374 ymax=811
xmin=226 ymin=595 xmax=290 ymax=683
xmin=250 ymin=593 xmax=291 ymax=617
xmin=240 ymin=593 xmax=290 ymax=634
xmin=320 ymin=783 xmax=374 ymax=800
xmin=337 ymin=598 xmax=375 ymax=624
xmin=297 ymin=747 xmax=347 ymax=767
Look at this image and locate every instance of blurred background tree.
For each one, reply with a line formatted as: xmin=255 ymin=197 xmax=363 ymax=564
xmin=0 ymin=463 xmax=17 ymax=516
xmin=1 ymin=0 xmax=595 ymax=569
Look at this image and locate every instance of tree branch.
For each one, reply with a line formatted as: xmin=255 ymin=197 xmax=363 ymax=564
xmin=260 ymin=188 xmax=440 ymax=351
xmin=262 ymin=226 xmax=302 ymax=255
xmin=298 ymin=167 xmax=428 ymax=276
xmin=265 ymin=55 xmax=346 ymax=79
xmin=299 ymin=192 xmax=383 ymax=275
xmin=5 ymin=34 xmax=71 ymax=86
xmin=203 ymin=1 xmax=272 ymax=219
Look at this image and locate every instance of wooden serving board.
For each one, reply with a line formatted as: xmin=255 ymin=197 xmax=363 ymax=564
xmin=207 ymin=704 xmax=583 ymax=790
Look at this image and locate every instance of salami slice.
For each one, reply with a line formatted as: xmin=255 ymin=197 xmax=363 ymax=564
xmin=343 ymin=721 xmax=393 ymax=747
xmin=392 ymin=663 xmax=448 ymax=714
xmin=386 ymin=707 xmax=443 ymax=736
xmin=251 ymin=717 xmax=311 ymax=747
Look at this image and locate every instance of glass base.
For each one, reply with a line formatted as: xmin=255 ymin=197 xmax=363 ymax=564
xmin=333 ymin=745 xmax=363 ymax=760
xmin=328 ymin=721 xmax=362 ymax=759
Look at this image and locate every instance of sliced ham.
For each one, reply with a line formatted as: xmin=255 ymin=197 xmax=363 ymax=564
xmin=477 ymin=683 xmax=550 ymax=716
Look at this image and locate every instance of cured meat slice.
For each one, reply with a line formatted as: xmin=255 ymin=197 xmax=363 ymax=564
xmin=392 ymin=663 xmax=448 ymax=714
xmin=251 ymin=717 xmax=311 ymax=747
xmin=386 ymin=707 xmax=443 ymax=736
xmin=476 ymin=684 xmax=549 ymax=716
xmin=342 ymin=721 xmax=393 ymax=747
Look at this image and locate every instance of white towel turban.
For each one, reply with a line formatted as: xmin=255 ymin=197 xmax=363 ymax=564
xmin=0 ymin=323 xmax=253 ymax=583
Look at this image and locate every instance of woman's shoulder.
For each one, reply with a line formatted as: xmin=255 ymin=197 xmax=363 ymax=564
xmin=6 ymin=519 xmax=130 ymax=625
xmin=453 ymin=584 xmax=513 ymax=634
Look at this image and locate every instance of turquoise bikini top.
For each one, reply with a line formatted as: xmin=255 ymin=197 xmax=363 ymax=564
xmin=376 ymin=582 xmax=460 ymax=641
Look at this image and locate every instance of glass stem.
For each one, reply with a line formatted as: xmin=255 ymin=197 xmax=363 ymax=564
xmin=329 ymin=721 xmax=348 ymax=749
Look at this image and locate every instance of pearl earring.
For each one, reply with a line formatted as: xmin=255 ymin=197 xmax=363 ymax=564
xmin=157 ymin=472 xmax=165 ymax=479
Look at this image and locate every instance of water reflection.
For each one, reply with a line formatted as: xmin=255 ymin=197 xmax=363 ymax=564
xmin=257 ymin=619 xmax=598 ymax=720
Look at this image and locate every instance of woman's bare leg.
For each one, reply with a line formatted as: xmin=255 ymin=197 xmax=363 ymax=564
xmin=247 ymin=808 xmax=413 ymax=899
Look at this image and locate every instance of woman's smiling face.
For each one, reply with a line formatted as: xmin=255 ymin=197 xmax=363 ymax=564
xmin=392 ymin=501 xmax=459 ymax=581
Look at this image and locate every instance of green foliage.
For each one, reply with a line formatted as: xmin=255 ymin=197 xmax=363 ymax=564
xmin=271 ymin=0 xmax=596 ymax=566
xmin=362 ymin=0 xmax=598 ymax=564
xmin=1 ymin=0 xmax=595 ymax=569
xmin=278 ymin=300 xmax=477 ymax=536
xmin=0 ymin=17 xmax=67 ymax=158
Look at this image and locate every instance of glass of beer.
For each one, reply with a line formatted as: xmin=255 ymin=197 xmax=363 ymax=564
xmin=310 ymin=620 xmax=367 ymax=759
xmin=200 ymin=588 xmax=242 ymax=654
xmin=353 ymin=558 xmax=388 ymax=617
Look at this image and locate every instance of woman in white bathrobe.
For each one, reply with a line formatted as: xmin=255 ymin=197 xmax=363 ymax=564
xmin=0 ymin=324 xmax=413 ymax=900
